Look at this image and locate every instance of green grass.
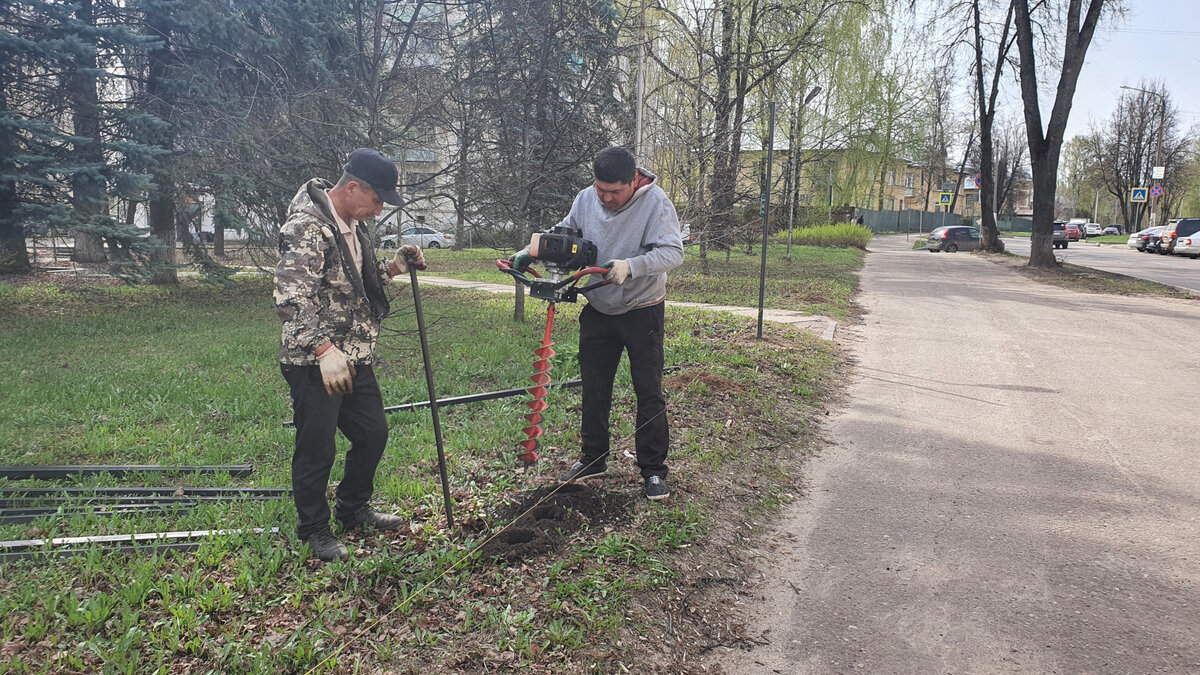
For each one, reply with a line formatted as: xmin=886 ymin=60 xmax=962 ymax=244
xmin=409 ymin=242 xmax=864 ymax=318
xmin=0 ymin=278 xmax=840 ymax=672
xmin=785 ymin=222 xmax=873 ymax=248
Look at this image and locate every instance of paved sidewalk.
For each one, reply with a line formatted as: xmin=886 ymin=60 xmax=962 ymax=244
xmin=415 ymin=276 xmax=838 ymax=341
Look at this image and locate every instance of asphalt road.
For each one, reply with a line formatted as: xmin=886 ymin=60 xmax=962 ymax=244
xmin=999 ymin=236 xmax=1200 ymax=294
xmin=710 ymin=234 xmax=1200 ymax=674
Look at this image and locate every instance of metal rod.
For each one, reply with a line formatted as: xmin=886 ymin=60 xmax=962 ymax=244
xmin=0 ymin=527 xmax=279 ymax=563
xmin=287 ymin=368 xmax=681 ymax=425
xmin=0 ymin=465 xmax=254 ymax=480
xmin=382 ymin=379 xmax=584 ymax=415
xmin=0 ymin=495 xmax=282 ymax=508
xmin=758 ymin=102 xmax=776 ymax=340
xmin=0 ymin=487 xmax=287 ymax=498
xmin=0 ymin=503 xmax=197 ymax=525
xmin=379 ymin=365 xmax=681 ymax=417
xmin=408 ymin=264 xmax=455 ymax=530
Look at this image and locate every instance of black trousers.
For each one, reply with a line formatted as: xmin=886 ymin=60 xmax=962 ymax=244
xmin=578 ymin=301 xmax=669 ymax=478
xmin=281 ymin=363 xmax=388 ymax=538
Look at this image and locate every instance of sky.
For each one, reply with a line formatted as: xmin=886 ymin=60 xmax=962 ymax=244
xmin=1064 ymin=1 xmax=1200 ymax=141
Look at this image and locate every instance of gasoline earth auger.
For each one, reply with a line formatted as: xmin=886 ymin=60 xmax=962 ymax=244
xmin=495 ymin=226 xmax=611 ymax=464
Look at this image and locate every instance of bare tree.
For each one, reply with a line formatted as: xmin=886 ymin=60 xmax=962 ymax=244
xmin=1012 ymin=0 xmax=1106 ymax=268
xmin=969 ymin=0 xmax=1016 ymax=252
xmin=1083 ymin=81 xmax=1193 ymax=233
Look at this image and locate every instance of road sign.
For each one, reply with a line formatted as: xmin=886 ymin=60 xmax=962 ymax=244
xmin=1152 ymin=166 xmax=1165 ymax=180
xmin=974 ymin=173 xmax=982 ymax=188
xmin=1150 ymin=185 xmax=1164 ymax=199
xmin=938 ymin=192 xmax=953 ymax=206
xmin=759 ymin=193 xmax=767 ymax=217
xmin=1131 ymin=187 xmax=1148 ymax=203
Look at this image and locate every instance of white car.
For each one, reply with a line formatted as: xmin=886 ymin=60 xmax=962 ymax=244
xmin=381 ymin=226 xmax=456 ymax=249
xmin=1085 ymin=223 xmax=1102 ymax=236
xmin=1174 ymin=233 xmax=1200 ymax=259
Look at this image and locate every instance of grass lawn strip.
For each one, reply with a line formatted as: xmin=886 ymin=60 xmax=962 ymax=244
xmin=0 ymin=279 xmax=840 ymax=673
xmin=402 ymin=239 xmax=863 ymax=319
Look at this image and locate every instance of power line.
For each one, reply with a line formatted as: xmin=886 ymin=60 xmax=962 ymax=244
xmin=1110 ymin=27 xmax=1200 ymax=37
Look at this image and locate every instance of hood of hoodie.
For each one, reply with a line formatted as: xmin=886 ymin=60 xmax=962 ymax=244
xmin=609 ymin=168 xmax=658 ymax=215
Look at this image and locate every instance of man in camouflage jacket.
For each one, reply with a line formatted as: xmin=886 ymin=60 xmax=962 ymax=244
xmin=275 ymin=148 xmax=426 ymax=562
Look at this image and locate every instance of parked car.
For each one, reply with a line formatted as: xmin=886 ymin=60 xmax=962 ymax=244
xmin=926 ymin=226 xmax=981 ymax=252
xmin=1085 ymin=223 xmax=1102 ymax=236
xmin=1156 ymin=217 xmax=1200 ymax=255
xmin=1174 ymin=232 xmax=1200 ymax=259
xmin=381 ymin=226 xmax=456 ymax=249
xmin=1053 ymin=220 xmax=1069 ymax=249
xmin=1102 ymin=225 xmax=1121 ymax=236
xmin=1127 ymin=226 xmax=1164 ymax=252
xmin=1065 ymin=222 xmax=1082 ymax=241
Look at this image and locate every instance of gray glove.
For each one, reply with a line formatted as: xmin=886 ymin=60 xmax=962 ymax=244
xmin=317 ymin=345 xmax=356 ymax=396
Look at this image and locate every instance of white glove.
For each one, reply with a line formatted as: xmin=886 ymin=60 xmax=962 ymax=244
xmin=317 ymin=345 xmax=356 ymax=396
xmin=393 ymin=244 xmax=426 ymax=273
xmin=605 ymin=259 xmax=632 ymax=285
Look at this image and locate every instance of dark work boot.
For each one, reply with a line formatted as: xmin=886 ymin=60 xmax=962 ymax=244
xmin=559 ymin=457 xmax=608 ymax=483
xmin=302 ymin=529 xmax=348 ymax=562
xmin=338 ymin=504 xmax=404 ymax=532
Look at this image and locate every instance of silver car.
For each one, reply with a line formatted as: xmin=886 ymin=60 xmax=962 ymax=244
xmin=1174 ymin=232 xmax=1200 ymax=259
xmin=382 ymin=226 xmax=456 ymax=249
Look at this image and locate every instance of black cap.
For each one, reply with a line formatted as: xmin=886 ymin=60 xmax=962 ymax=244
xmin=344 ymin=148 xmax=404 ymax=206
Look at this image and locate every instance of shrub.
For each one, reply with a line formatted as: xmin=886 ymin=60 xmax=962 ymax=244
xmin=782 ymin=223 xmax=872 ymax=249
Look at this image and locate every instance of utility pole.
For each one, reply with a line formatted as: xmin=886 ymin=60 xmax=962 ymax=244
xmin=757 ymin=103 xmax=776 ymax=340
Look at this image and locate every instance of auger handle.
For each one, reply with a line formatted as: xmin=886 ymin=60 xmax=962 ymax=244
xmin=495 ymin=258 xmax=540 ymax=286
xmin=574 ymin=263 xmax=613 ymax=293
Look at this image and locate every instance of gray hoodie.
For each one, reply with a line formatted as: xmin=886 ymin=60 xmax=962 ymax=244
xmin=553 ymin=168 xmax=684 ymax=315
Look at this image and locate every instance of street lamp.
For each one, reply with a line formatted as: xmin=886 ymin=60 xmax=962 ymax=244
xmin=1120 ymin=85 xmax=1166 ymax=227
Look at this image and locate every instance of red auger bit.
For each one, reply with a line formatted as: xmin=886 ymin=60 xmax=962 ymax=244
xmin=496 ymin=236 xmax=610 ymax=464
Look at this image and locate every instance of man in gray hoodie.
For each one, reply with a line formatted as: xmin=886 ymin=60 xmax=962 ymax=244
xmin=543 ymin=147 xmax=684 ymax=500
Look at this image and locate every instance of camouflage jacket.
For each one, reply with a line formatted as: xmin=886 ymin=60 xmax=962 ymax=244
xmin=274 ymin=179 xmax=392 ymax=365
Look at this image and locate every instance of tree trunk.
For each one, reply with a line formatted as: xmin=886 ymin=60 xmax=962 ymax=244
xmin=0 ymin=89 xmax=30 ymax=273
xmin=149 ymin=194 xmax=177 ymax=284
xmin=707 ymin=0 xmax=735 ymax=255
xmin=69 ymin=0 xmax=108 ymax=264
xmin=145 ymin=5 xmax=178 ymax=284
xmin=973 ymin=0 xmax=1014 ymax=253
xmin=1013 ymin=0 xmax=1105 ymax=268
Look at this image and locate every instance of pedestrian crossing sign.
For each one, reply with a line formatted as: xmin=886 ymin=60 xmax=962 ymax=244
xmin=1131 ymin=187 xmax=1148 ymax=203
xmin=938 ymin=192 xmax=953 ymax=206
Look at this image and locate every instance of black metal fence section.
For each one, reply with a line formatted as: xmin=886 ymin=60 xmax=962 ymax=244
xmin=0 ymin=487 xmax=287 ymax=498
xmin=0 ymin=465 xmax=254 ymax=479
xmin=0 ymin=527 xmax=279 ymax=563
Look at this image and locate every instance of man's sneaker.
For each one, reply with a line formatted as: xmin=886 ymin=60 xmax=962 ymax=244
xmin=302 ymin=530 xmax=348 ymax=562
xmin=559 ymin=459 xmax=608 ymax=483
xmin=338 ymin=505 xmax=404 ymax=532
xmin=644 ymin=475 xmax=670 ymax=501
